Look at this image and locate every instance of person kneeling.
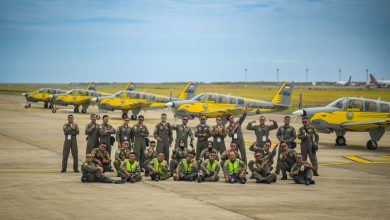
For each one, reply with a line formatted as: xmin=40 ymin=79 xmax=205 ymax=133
xmin=174 ymin=152 xmax=198 ymax=181
xmin=91 ymin=143 xmax=113 ymax=172
xmin=250 ymin=152 xmax=277 ymax=184
xmin=148 ymin=152 xmax=171 ymax=181
xmin=223 ymin=151 xmax=247 ymax=184
xmin=118 ymin=152 xmax=142 ymax=183
xmin=290 ymin=153 xmax=315 ymax=185
xmin=197 ymin=151 xmax=220 ymax=182
xmin=81 ymin=154 xmax=123 ymax=184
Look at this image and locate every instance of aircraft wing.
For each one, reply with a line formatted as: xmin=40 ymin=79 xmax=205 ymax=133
xmin=341 ymin=120 xmax=390 ymax=127
xmin=200 ymin=108 xmax=247 ymax=117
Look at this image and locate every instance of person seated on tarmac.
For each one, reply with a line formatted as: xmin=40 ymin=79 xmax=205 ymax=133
xmin=113 ymin=140 xmax=131 ymax=173
xmin=197 ymin=151 xmax=220 ymax=182
xmin=220 ymin=142 xmax=241 ymax=169
xmin=249 ymin=152 xmax=277 ymax=184
xmin=279 ymin=141 xmax=297 ymax=180
xmin=174 ymin=151 xmax=198 ymax=181
xmin=144 ymin=140 xmax=158 ymax=177
xmin=289 ymin=153 xmax=315 ymax=185
xmin=118 ymin=152 xmax=142 ymax=183
xmin=91 ymin=143 xmax=112 ymax=172
xmin=148 ymin=152 xmax=171 ymax=181
xmin=198 ymin=141 xmax=219 ymax=163
xmin=248 ymin=140 xmax=278 ymax=176
xmin=81 ymin=154 xmax=123 ymax=184
xmin=170 ymin=140 xmax=191 ymax=175
xmin=223 ymin=151 xmax=247 ymax=184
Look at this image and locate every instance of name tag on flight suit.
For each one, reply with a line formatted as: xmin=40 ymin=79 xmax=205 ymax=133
xmin=217 ymin=137 xmax=222 ymax=143
xmin=262 ymin=136 xmax=267 ymax=142
xmin=233 ymin=133 xmax=238 ymax=139
xmin=300 ymin=165 xmax=305 ymax=171
xmin=124 ymin=136 xmax=128 ymax=140
xmin=67 ymin=135 xmax=72 ymax=140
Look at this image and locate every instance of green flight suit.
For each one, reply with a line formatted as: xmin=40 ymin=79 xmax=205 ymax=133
xmin=210 ymin=125 xmax=227 ymax=155
xmin=226 ymin=112 xmax=247 ymax=164
xmin=194 ymin=123 xmax=211 ymax=160
xmin=62 ymin=123 xmax=79 ymax=171
xmin=85 ymin=122 xmax=100 ymax=154
xmin=98 ymin=123 xmax=116 ymax=155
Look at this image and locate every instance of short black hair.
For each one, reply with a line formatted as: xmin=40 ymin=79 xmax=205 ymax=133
xmin=284 ymin=115 xmax=291 ymax=119
xmin=150 ymin=140 xmax=156 ymax=144
xmin=161 ymin=113 xmax=167 ymax=116
xmin=130 ymin=152 xmax=136 ymax=156
xmin=138 ymin=115 xmax=144 ymax=119
xmin=90 ymin=114 xmax=96 ymax=117
xmin=302 ymin=116 xmax=309 ymax=120
xmin=103 ymin=115 xmax=109 ymax=119
xmin=68 ymin=114 xmax=74 ymax=118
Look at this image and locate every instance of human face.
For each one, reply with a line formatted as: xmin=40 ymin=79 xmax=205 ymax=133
xmin=230 ymin=143 xmax=237 ymax=151
xmin=216 ymin=117 xmax=222 ymax=125
xmin=150 ymin=143 xmax=156 ymax=148
xmin=229 ymin=152 xmax=236 ymax=160
xmin=280 ymin=143 xmax=287 ymax=151
xmin=182 ymin=117 xmax=188 ymax=125
xmin=179 ymin=140 xmax=185 ymax=147
xmin=123 ymin=141 xmax=129 ymax=149
xmin=68 ymin=116 xmax=74 ymax=123
xmin=129 ymin=154 xmax=136 ymax=162
xmin=228 ymin=116 xmax=234 ymax=123
xmin=302 ymin=119 xmax=309 ymax=127
xmin=124 ymin=118 xmax=129 ymax=125
xmin=138 ymin=117 xmax=144 ymax=124
xmin=86 ymin=154 xmax=93 ymax=162
xmin=209 ymin=153 xmax=216 ymax=161
xmin=161 ymin=114 xmax=167 ymax=122
xmin=158 ymin=153 xmax=165 ymax=161
xmin=207 ymin=142 xmax=213 ymax=149
xmin=187 ymin=154 xmax=194 ymax=162
xmin=103 ymin=116 xmax=109 ymax=123
xmin=264 ymin=142 xmax=271 ymax=151
xmin=100 ymin=144 xmax=107 ymax=151
xmin=90 ymin=115 xmax=97 ymax=123
xmin=259 ymin=116 xmax=265 ymax=124
xmin=284 ymin=117 xmax=290 ymax=125
xmin=200 ymin=116 xmax=206 ymax=124
xmin=296 ymin=154 xmax=303 ymax=163
xmin=254 ymin=153 xmax=262 ymax=161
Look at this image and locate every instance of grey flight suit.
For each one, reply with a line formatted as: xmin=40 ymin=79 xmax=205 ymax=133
xmin=81 ymin=161 xmax=117 ymax=183
xmin=226 ymin=112 xmax=247 ymax=164
xmin=275 ymin=125 xmax=296 ymax=173
xmin=113 ymin=148 xmax=131 ymax=172
xmin=246 ymin=121 xmax=278 ymax=148
xmin=85 ymin=122 xmax=100 ymax=154
xmin=132 ymin=123 xmax=149 ymax=164
xmin=62 ymin=123 xmax=79 ymax=171
xmin=91 ymin=148 xmax=112 ymax=172
xmin=280 ymin=149 xmax=297 ymax=178
xmin=298 ymin=126 xmax=319 ymax=173
xmin=290 ymin=161 xmax=314 ymax=184
xmin=98 ymin=123 xmax=116 ymax=156
xmin=170 ymin=147 xmax=191 ymax=174
xmin=153 ymin=122 xmax=173 ymax=165
xmin=116 ymin=124 xmax=133 ymax=146
xmin=250 ymin=159 xmax=277 ymax=183
xmin=143 ymin=147 xmax=158 ymax=171
xmin=194 ymin=123 xmax=211 ymax=160
xmin=210 ymin=125 xmax=227 ymax=155
xmin=172 ymin=124 xmax=194 ymax=148
xmin=248 ymin=148 xmax=276 ymax=173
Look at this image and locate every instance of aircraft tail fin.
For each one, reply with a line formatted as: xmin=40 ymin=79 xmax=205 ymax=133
xmin=347 ymin=75 xmax=352 ymax=84
xmin=86 ymin=82 xmax=96 ymax=91
xmin=370 ymin=74 xmax=378 ymax=84
xmin=271 ymin=82 xmax=294 ymax=106
xmin=177 ymin=82 xmax=197 ymax=100
xmin=124 ymin=82 xmax=136 ymax=91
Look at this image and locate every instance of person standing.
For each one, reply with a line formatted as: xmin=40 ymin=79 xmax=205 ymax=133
xmin=85 ymin=114 xmax=100 ymax=154
xmin=132 ymin=115 xmax=149 ymax=165
xmin=226 ymin=107 xmax=248 ymax=164
xmin=172 ymin=116 xmax=194 ymax=148
xmin=210 ymin=117 xmax=227 ymax=156
xmin=62 ymin=114 xmax=79 ymax=173
xmin=194 ymin=116 xmax=211 ymax=160
xmin=153 ymin=113 xmax=173 ymax=164
xmin=99 ymin=115 xmax=116 ymax=156
xmin=247 ymin=115 xmax=278 ymax=148
xmin=275 ymin=116 xmax=296 ymax=174
xmin=298 ymin=117 xmax=319 ymax=176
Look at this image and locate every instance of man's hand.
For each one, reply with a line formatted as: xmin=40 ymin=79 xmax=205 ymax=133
xmin=205 ymin=171 xmax=210 ymax=176
xmin=224 ymin=175 xmax=229 ymax=182
xmin=251 ymin=120 xmax=256 ymax=124
xmin=98 ymin=167 xmax=103 ymax=173
xmin=97 ymin=160 xmax=103 ymax=166
xmin=125 ymin=172 xmax=131 ymax=177
xmin=157 ymin=137 xmax=162 ymax=141
xmin=151 ymin=168 xmax=157 ymax=173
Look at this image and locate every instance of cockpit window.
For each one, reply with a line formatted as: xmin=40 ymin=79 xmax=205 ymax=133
xmin=345 ymin=99 xmax=363 ymax=111
xmin=193 ymin=94 xmax=206 ymax=102
xmin=229 ymin=98 xmax=237 ymax=104
xmin=327 ymin=98 xmax=344 ymax=108
xmin=380 ymin=103 xmax=389 ymax=112
xmin=364 ymin=101 xmax=377 ymax=112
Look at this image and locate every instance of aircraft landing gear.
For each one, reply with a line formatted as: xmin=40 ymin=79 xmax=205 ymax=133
xmin=49 ymin=105 xmax=53 ymax=109
xmin=25 ymin=104 xmax=29 ymax=109
xmin=81 ymin=109 xmax=87 ymax=114
xmin=74 ymin=107 xmax=79 ymax=113
xmin=52 ymin=108 xmax=56 ymax=113
xmin=122 ymin=113 xmax=128 ymax=119
xmin=96 ymin=115 xmax=101 ymax=120
xmin=366 ymin=140 xmax=378 ymax=150
xmin=44 ymin=103 xmax=49 ymax=109
xmin=131 ymin=115 xmax=137 ymax=120
xmin=335 ymin=136 xmax=346 ymax=146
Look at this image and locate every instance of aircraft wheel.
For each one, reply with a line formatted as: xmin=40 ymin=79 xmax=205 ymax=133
xmin=96 ymin=115 xmax=101 ymax=120
xmin=122 ymin=113 xmax=128 ymax=119
xmin=52 ymin=109 xmax=56 ymax=113
xmin=131 ymin=115 xmax=137 ymax=120
xmin=28 ymin=104 xmax=31 ymax=107
xmin=44 ymin=103 xmax=49 ymax=109
xmin=335 ymin=136 xmax=346 ymax=146
xmin=49 ymin=105 xmax=53 ymax=109
xmin=366 ymin=140 xmax=378 ymax=150
xmin=74 ymin=108 xmax=79 ymax=113
xmin=25 ymin=104 xmax=29 ymax=109
xmin=81 ymin=109 xmax=87 ymax=114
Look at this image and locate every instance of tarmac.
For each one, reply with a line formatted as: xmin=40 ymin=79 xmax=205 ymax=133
xmin=0 ymin=93 xmax=389 ymax=220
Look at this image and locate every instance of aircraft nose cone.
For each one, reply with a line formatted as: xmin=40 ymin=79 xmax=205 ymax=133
xmin=91 ymin=98 xmax=98 ymax=103
xmin=48 ymin=95 xmax=54 ymax=100
xmin=165 ymin=102 xmax=174 ymax=108
xmin=292 ymin=109 xmax=304 ymax=116
xmin=22 ymin=92 xmax=26 ymax=96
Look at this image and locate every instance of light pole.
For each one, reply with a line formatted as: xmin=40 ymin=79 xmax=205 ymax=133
xmin=339 ymin=69 xmax=342 ymax=81
xmin=306 ymin=68 xmax=308 ymax=83
xmin=244 ymin=68 xmax=247 ymax=82
xmin=276 ymin=67 xmax=279 ymax=83
xmin=366 ymin=69 xmax=369 ymax=81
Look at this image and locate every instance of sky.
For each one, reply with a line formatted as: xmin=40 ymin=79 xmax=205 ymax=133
xmin=0 ymin=0 xmax=389 ymax=83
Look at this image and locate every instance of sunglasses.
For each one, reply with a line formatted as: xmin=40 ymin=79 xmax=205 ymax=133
xmin=303 ymin=121 xmax=308 ymax=123
xmin=182 ymin=119 xmax=188 ymax=121
xmin=255 ymin=155 xmax=261 ymax=157
xmin=101 ymin=145 xmax=107 ymax=148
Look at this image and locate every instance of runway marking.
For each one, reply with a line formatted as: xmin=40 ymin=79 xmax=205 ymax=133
xmin=379 ymin=155 xmax=390 ymax=159
xmin=0 ymin=169 xmax=60 ymax=173
xmin=344 ymin=156 xmax=390 ymax=164
xmin=319 ymin=162 xmax=351 ymax=166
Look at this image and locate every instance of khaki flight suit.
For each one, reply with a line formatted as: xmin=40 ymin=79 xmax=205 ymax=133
xmin=194 ymin=123 xmax=211 ymax=160
xmin=153 ymin=122 xmax=173 ymax=164
xmin=226 ymin=112 xmax=247 ymax=164
xmin=85 ymin=122 xmax=100 ymax=154
xmin=62 ymin=123 xmax=79 ymax=171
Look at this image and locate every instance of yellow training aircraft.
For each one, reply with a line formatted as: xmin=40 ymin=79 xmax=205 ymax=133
xmin=92 ymin=82 xmax=198 ymax=120
xmin=22 ymin=88 xmax=67 ymax=109
xmin=50 ymin=82 xmax=109 ymax=114
xmin=165 ymin=82 xmax=294 ymax=120
xmin=293 ymin=97 xmax=390 ymax=150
